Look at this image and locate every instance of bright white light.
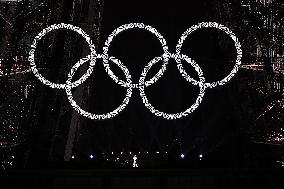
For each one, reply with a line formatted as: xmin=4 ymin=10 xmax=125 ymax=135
xmin=199 ymin=154 xmax=203 ymax=159
xmin=133 ymin=155 xmax=138 ymax=168
xmin=30 ymin=22 xmax=242 ymax=120
xmin=71 ymin=155 xmax=75 ymax=159
xmin=180 ymin=154 xmax=185 ymax=158
xmin=90 ymin=155 xmax=94 ymax=159
xmin=156 ymin=151 xmax=160 ymax=154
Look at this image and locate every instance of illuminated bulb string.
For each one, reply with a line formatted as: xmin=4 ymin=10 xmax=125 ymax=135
xmin=29 ymin=22 xmax=242 ymax=120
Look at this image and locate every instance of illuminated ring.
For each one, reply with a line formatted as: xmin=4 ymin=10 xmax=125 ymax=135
xmin=176 ymin=22 xmax=242 ymax=88
xmin=30 ymin=22 xmax=242 ymax=120
xmin=103 ymin=23 xmax=170 ymax=88
xmin=139 ymin=53 xmax=206 ymax=120
xmin=65 ymin=56 xmax=133 ymax=120
xmin=28 ymin=23 xmax=97 ymax=89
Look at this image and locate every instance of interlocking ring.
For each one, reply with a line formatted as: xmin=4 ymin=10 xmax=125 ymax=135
xmin=102 ymin=23 xmax=170 ymax=88
xmin=29 ymin=22 xmax=242 ymax=120
xmin=29 ymin=23 xmax=97 ymax=89
xmin=176 ymin=22 xmax=242 ymax=88
xmin=65 ymin=56 xmax=133 ymax=120
xmin=139 ymin=53 xmax=206 ymax=120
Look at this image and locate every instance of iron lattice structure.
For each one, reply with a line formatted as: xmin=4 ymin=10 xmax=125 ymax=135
xmin=0 ymin=0 xmax=104 ymax=169
xmin=214 ymin=0 xmax=284 ymax=167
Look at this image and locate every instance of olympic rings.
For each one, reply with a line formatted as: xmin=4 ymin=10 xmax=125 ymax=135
xmin=29 ymin=22 xmax=242 ymax=120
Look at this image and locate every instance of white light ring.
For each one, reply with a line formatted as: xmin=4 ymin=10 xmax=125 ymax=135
xmin=65 ymin=56 xmax=133 ymax=120
xmin=175 ymin=54 xmax=206 ymax=86
xmin=176 ymin=22 xmax=242 ymax=89
xmin=139 ymin=53 xmax=206 ymax=120
xmin=29 ymin=23 xmax=97 ymax=89
xmin=102 ymin=23 xmax=170 ymax=88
